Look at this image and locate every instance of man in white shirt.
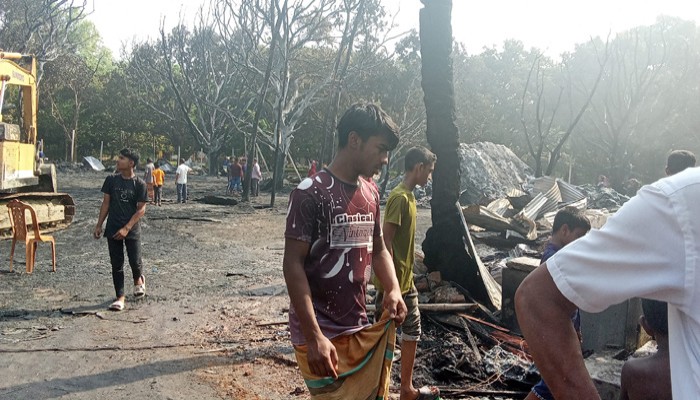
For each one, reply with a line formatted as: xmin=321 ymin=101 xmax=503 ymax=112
xmin=175 ymin=158 xmax=192 ymax=204
xmin=251 ymin=158 xmax=262 ymax=197
xmin=516 ymin=167 xmax=700 ymax=399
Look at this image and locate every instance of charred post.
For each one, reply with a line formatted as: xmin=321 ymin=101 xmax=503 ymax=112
xmin=419 ymin=0 xmax=495 ymax=309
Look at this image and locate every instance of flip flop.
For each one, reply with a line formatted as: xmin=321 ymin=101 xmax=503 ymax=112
xmin=134 ymin=275 xmax=146 ymax=298
xmin=109 ymin=299 xmax=125 ymax=311
xmin=416 ymin=386 xmax=440 ymax=400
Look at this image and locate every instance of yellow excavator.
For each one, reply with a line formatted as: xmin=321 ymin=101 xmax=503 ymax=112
xmin=0 ymin=51 xmax=75 ymax=237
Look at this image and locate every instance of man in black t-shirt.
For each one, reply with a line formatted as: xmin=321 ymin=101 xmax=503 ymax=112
xmin=94 ymin=148 xmax=148 ymax=311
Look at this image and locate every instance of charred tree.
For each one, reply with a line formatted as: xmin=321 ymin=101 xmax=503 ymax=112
xmin=419 ymin=0 xmax=497 ymax=310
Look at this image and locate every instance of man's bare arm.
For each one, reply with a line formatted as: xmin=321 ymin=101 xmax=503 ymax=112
xmin=283 ymin=238 xmax=338 ymax=378
xmin=372 ymin=236 xmax=406 ymax=324
xmin=515 ymin=264 xmax=600 ymax=399
xmin=94 ymin=194 xmax=110 ymax=239
xmin=382 ymin=222 xmax=398 ymax=259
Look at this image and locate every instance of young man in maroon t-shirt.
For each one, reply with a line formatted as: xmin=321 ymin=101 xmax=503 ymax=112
xmin=283 ymin=102 xmax=407 ymax=392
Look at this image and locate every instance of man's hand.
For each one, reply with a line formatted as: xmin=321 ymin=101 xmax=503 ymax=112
xmin=93 ymin=225 xmax=103 ymax=239
xmin=112 ymin=226 xmax=130 ymax=240
xmin=382 ymin=288 xmax=407 ymax=325
xmin=306 ymin=335 xmax=339 ymax=379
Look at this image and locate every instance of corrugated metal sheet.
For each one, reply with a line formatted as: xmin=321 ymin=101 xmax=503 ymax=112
xmin=527 ymin=176 xmax=587 ymax=219
xmin=83 ymin=156 xmax=105 ymax=171
xmin=557 ymin=179 xmax=586 ymax=204
xmin=486 ymin=198 xmax=512 ymax=217
xmin=159 ymin=161 xmax=175 ymax=173
xmin=519 ymin=192 xmax=549 ymax=221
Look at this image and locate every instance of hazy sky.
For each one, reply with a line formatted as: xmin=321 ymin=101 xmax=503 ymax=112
xmin=88 ymin=0 xmax=700 ymax=57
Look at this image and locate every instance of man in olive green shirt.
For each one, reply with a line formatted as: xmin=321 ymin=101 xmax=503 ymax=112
xmin=374 ymin=146 xmax=438 ymax=400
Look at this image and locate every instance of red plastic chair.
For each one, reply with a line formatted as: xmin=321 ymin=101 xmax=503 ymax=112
xmin=7 ymin=199 xmax=56 ymax=273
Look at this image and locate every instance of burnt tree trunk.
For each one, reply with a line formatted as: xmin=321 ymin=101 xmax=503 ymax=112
xmin=419 ymin=1 xmax=460 ymax=224
xmin=419 ymin=0 xmax=496 ymax=309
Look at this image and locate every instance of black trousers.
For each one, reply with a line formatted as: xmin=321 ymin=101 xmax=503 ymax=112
xmin=107 ymin=238 xmax=143 ymax=298
xmin=251 ymin=178 xmax=260 ymax=196
xmin=154 ymin=185 xmax=162 ymax=204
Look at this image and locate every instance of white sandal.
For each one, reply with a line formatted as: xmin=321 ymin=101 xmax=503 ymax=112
xmin=134 ymin=275 xmax=146 ymax=298
xmin=109 ymin=299 xmax=125 ymax=311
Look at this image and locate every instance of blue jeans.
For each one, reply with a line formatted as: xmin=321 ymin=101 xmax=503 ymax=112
xmin=177 ymin=183 xmax=187 ymax=203
xmin=229 ymin=177 xmax=241 ymax=192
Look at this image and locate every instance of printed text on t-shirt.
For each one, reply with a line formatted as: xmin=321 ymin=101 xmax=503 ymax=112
xmin=330 ymin=212 xmax=374 ymax=250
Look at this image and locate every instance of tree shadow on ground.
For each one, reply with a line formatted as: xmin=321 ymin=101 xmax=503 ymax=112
xmin=0 ymin=354 xmax=239 ymax=399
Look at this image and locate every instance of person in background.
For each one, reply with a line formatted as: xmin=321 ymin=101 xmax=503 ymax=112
xmin=152 ymin=163 xmax=165 ymax=206
xmin=525 ymin=206 xmax=591 ymax=400
xmin=665 ymin=149 xmax=695 ymax=176
xmin=144 ymin=158 xmax=155 ymax=204
xmin=223 ymin=156 xmax=230 ymax=178
xmin=241 ymin=156 xmax=248 ymax=193
xmin=619 ymin=299 xmax=671 ymax=400
xmin=251 ymin=157 xmax=262 ymax=197
xmin=373 ymin=146 xmax=439 ymax=400
xmin=175 ymin=158 xmax=191 ymax=204
xmin=307 ymin=160 xmax=317 ymax=177
xmin=228 ymin=157 xmax=243 ymax=194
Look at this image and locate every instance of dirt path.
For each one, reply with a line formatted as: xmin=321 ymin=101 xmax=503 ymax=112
xmin=0 ymin=172 xmax=309 ymax=399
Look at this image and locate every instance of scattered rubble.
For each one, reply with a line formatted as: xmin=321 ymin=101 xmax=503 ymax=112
xmin=458 ymin=142 xmax=532 ymax=206
xmin=383 ymin=141 xmax=633 ymax=221
xmin=461 ymin=174 xmax=622 ymax=243
xmin=368 ymin=250 xmax=535 ymax=398
xmin=383 ymin=240 xmax=628 ymax=400
xmin=399 ymin=173 xmax=632 ymax=399
xmin=578 ymin=184 xmax=630 ymax=211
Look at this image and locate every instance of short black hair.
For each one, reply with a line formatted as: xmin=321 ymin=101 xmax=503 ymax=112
xmin=642 ymin=299 xmax=668 ymax=336
xmin=119 ymin=148 xmax=140 ymax=167
xmin=179 ymin=158 xmax=186 ymax=164
xmin=147 ymin=158 xmax=153 ymax=163
xmin=552 ymin=206 xmax=591 ymax=233
xmin=666 ymin=150 xmax=696 ymax=175
xmin=336 ymin=102 xmax=399 ymax=150
xmin=404 ymin=146 xmax=436 ymax=172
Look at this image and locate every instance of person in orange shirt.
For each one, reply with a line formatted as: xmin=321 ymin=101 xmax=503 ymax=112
xmin=152 ymin=163 xmax=165 ymax=206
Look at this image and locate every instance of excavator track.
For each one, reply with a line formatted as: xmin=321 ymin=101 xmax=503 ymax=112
xmin=0 ymin=192 xmax=75 ymax=239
